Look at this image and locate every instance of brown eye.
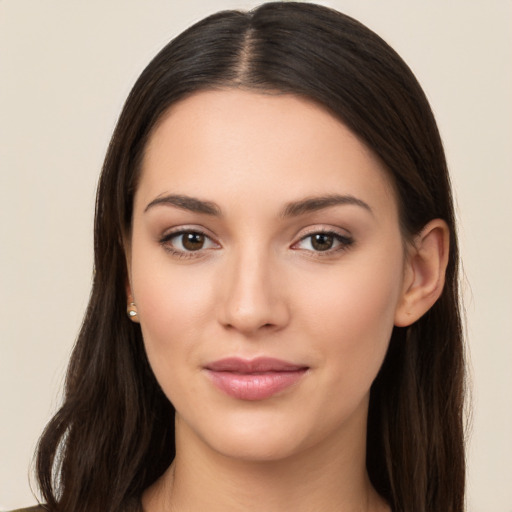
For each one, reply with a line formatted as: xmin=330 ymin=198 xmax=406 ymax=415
xmin=182 ymin=232 xmax=205 ymax=251
xmin=310 ymin=233 xmax=334 ymax=251
xmin=160 ymin=229 xmax=219 ymax=256
xmin=293 ymin=231 xmax=354 ymax=254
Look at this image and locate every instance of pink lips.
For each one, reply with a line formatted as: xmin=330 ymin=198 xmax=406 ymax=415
xmin=204 ymin=357 xmax=308 ymax=401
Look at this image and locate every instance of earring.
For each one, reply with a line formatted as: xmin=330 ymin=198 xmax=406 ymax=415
xmin=127 ymin=302 xmax=140 ymax=322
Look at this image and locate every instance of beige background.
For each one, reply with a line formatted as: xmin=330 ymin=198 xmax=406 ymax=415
xmin=1 ymin=0 xmax=511 ymax=510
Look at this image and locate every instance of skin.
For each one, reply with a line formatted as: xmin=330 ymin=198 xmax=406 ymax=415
xmin=126 ymin=89 xmax=449 ymax=512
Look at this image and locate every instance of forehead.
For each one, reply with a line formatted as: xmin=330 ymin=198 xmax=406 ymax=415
xmin=137 ymin=89 xmax=397 ymax=217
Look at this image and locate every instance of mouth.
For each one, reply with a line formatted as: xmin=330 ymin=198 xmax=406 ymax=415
xmin=204 ymin=357 xmax=309 ymax=401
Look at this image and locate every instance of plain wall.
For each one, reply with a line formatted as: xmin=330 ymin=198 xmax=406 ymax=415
xmin=1 ymin=0 xmax=511 ymax=510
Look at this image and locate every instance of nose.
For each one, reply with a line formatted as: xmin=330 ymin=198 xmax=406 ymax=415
xmin=217 ymin=247 xmax=290 ymax=336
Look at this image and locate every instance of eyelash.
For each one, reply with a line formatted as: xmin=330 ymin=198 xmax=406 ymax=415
xmin=294 ymin=230 xmax=354 ymax=253
xmin=159 ymin=228 xmax=354 ymax=259
xmin=159 ymin=229 xmax=219 ymax=259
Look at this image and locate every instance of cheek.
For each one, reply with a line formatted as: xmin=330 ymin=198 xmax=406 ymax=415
xmin=134 ymin=273 xmax=212 ymax=410
xmin=299 ymin=248 xmax=404 ymax=383
xmin=130 ymin=248 xmax=215 ymax=375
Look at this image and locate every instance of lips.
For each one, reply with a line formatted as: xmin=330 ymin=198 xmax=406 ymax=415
xmin=204 ymin=357 xmax=308 ymax=401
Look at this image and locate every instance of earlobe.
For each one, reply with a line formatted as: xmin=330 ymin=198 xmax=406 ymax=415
xmin=124 ymin=242 xmax=140 ymax=323
xmin=394 ymin=219 xmax=450 ymax=327
xmin=125 ymin=283 xmax=140 ymax=323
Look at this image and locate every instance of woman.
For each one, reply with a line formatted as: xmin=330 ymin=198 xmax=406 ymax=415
xmin=22 ymin=2 xmax=466 ymax=511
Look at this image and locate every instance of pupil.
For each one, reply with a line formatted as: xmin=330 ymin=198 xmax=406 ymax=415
xmin=312 ymin=233 xmax=333 ymax=251
xmin=183 ymin=233 xmax=204 ymax=251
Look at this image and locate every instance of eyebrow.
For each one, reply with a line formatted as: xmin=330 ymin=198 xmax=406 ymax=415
xmin=145 ymin=194 xmax=221 ymax=216
xmin=144 ymin=193 xmax=372 ymax=217
xmin=281 ymin=194 xmax=373 ymax=217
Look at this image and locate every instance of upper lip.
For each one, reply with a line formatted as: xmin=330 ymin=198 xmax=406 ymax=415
xmin=205 ymin=357 xmax=307 ymax=373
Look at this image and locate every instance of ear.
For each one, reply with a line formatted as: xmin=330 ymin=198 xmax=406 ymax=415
xmin=123 ymin=236 xmax=140 ymax=323
xmin=125 ymin=281 xmax=140 ymax=324
xmin=394 ymin=219 xmax=450 ymax=327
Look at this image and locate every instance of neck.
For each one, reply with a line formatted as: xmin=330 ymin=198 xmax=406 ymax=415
xmin=142 ymin=413 xmax=389 ymax=512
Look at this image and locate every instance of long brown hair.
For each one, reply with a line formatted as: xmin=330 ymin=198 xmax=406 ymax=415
xmin=36 ymin=3 xmax=466 ymax=511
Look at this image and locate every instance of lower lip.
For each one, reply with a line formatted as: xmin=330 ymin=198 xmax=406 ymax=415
xmin=205 ymin=369 xmax=307 ymax=401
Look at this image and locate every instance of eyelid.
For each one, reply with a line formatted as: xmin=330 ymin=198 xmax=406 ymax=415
xmin=160 ymin=224 xmax=218 ymax=241
xmin=294 ymin=224 xmax=352 ymax=239
xmin=294 ymin=224 xmax=353 ymax=244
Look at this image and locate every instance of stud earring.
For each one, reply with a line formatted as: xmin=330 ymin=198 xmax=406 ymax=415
xmin=127 ymin=302 xmax=140 ymax=323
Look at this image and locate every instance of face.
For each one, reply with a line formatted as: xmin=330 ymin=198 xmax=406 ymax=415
xmin=127 ymin=89 xmax=409 ymax=462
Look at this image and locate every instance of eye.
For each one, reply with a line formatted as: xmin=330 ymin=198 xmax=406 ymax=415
xmin=293 ymin=231 xmax=354 ymax=253
xmin=160 ymin=229 xmax=219 ymax=255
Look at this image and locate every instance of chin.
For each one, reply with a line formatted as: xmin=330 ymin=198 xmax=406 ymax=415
xmin=208 ymin=430 xmax=309 ymax=463
xmin=176 ymin=405 xmax=317 ymax=461
xmin=176 ymin=397 xmax=366 ymax=465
